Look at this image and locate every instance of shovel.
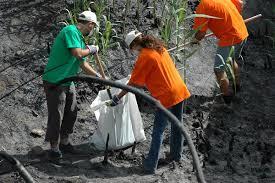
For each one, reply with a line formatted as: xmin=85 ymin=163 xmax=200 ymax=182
xmin=94 ymin=53 xmax=112 ymax=99
xmin=94 ymin=53 xmax=112 ymax=164
xmin=168 ymin=14 xmax=263 ymax=52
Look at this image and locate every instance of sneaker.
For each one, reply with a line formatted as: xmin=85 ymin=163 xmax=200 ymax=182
xmin=142 ymin=159 xmax=156 ymax=175
xmin=59 ymin=143 xmax=78 ymax=154
xmin=157 ymin=157 xmax=172 ymax=167
xmin=48 ymin=149 xmax=62 ymax=159
xmin=235 ymin=84 xmax=241 ymax=93
xmin=223 ymin=95 xmax=233 ymax=105
xmin=142 ymin=168 xmax=155 ymax=175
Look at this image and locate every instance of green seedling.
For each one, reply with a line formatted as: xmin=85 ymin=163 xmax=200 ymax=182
xmin=136 ymin=0 xmax=141 ymax=29
xmin=216 ymin=46 xmax=237 ymax=94
xmin=123 ymin=0 xmax=131 ymax=34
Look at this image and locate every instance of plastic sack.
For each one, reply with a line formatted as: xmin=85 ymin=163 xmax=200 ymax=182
xmin=89 ymin=76 xmax=146 ymax=151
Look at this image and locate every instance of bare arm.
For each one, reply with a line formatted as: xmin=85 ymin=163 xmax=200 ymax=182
xmin=70 ymin=48 xmax=90 ymax=60
xmin=80 ymin=60 xmax=99 ymax=77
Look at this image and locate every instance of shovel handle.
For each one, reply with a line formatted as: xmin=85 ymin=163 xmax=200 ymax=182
xmin=94 ymin=53 xmax=106 ymax=79
xmin=205 ymin=14 xmax=263 ymax=38
xmin=94 ymin=53 xmax=112 ymax=99
xmin=168 ymin=14 xmax=263 ymax=52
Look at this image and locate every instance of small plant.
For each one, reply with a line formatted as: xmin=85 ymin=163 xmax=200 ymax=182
xmin=158 ymin=0 xmax=188 ymax=47
xmin=216 ymin=46 xmax=237 ymax=94
xmin=90 ymin=0 xmax=108 ymax=25
xmin=89 ymin=16 xmax=120 ymax=56
xmin=123 ymin=0 xmax=131 ymax=34
xmin=136 ymin=0 xmax=141 ymax=30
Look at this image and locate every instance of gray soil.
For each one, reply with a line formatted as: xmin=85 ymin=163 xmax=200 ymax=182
xmin=0 ymin=0 xmax=274 ymax=183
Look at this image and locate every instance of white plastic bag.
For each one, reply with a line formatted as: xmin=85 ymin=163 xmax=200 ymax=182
xmin=89 ymin=76 xmax=146 ymax=151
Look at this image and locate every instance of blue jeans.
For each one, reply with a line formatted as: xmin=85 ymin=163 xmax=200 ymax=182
xmin=143 ymin=101 xmax=184 ymax=173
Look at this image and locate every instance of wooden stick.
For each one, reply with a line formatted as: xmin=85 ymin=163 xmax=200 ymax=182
xmin=168 ymin=14 xmax=263 ymax=52
xmin=204 ymin=14 xmax=263 ymax=38
xmin=94 ymin=53 xmax=107 ymax=79
xmin=94 ymin=53 xmax=112 ymax=99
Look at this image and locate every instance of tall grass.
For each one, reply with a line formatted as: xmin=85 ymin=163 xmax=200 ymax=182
xmin=159 ymin=0 xmax=188 ymax=47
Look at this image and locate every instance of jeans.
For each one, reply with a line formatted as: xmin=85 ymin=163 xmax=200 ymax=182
xmin=143 ymin=101 xmax=184 ymax=173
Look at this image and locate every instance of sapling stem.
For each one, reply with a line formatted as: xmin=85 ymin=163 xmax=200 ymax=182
xmin=123 ymin=0 xmax=131 ymax=34
xmin=137 ymin=0 xmax=140 ymax=29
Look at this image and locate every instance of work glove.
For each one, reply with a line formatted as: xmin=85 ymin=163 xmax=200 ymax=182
xmin=109 ymin=95 xmax=120 ymax=107
xmin=95 ymin=72 xmax=101 ymax=78
xmin=87 ymin=45 xmax=99 ymax=55
xmin=190 ymin=37 xmax=200 ymax=46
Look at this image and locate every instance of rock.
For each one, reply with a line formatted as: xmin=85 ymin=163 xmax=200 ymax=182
xmin=29 ymin=146 xmax=45 ymax=156
xmin=15 ymin=50 xmax=24 ymax=57
xmin=31 ymin=110 xmax=39 ymax=117
xmin=30 ymin=129 xmax=45 ymax=138
xmin=0 ymin=81 xmax=6 ymax=92
xmin=10 ymin=18 xmax=21 ymax=26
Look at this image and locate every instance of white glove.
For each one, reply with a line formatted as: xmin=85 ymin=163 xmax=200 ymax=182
xmin=95 ymin=72 xmax=101 ymax=78
xmin=87 ymin=45 xmax=99 ymax=55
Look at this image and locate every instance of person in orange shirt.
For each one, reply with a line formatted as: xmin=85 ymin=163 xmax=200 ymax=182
xmin=231 ymin=0 xmax=243 ymax=13
xmin=110 ymin=30 xmax=191 ymax=174
xmin=191 ymin=0 xmax=248 ymax=105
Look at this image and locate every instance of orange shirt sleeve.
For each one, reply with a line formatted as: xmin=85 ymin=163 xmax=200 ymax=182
xmin=129 ymin=53 xmax=155 ymax=86
xmin=231 ymin=0 xmax=243 ymax=13
xmin=193 ymin=3 xmax=209 ymax=32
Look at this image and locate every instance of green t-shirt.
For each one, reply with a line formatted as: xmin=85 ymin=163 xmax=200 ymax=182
xmin=42 ymin=25 xmax=86 ymax=85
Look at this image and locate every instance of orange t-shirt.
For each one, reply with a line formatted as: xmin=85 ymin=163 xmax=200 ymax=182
xmin=129 ymin=48 xmax=191 ymax=108
xmin=231 ymin=0 xmax=243 ymax=13
xmin=193 ymin=0 xmax=248 ymax=47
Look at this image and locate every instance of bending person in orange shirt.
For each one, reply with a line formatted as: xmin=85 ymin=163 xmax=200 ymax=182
xmin=231 ymin=0 xmax=243 ymax=13
xmin=192 ymin=0 xmax=248 ymax=105
xmin=110 ymin=30 xmax=191 ymax=174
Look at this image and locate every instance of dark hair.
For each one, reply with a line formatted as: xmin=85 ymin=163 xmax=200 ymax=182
xmin=130 ymin=35 xmax=165 ymax=54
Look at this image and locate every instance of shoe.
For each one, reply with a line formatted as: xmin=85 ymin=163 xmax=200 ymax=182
xmin=235 ymin=84 xmax=241 ymax=93
xmin=142 ymin=168 xmax=155 ymax=175
xmin=223 ymin=95 xmax=233 ymax=105
xmin=142 ymin=159 xmax=156 ymax=175
xmin=59 ymin=143 xmax=78 ymax=154
xmin=157 ymin=157 xmax=172 ymax=168
xmin=48 ymin=149 xmax=62 ymax=159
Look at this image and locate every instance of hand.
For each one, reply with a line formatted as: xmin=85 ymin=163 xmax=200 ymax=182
xmin=109 ymin=95 xmax=120 ymax=107
xmin=95 ymin=72 xmax=101 ymax=78
xmin=190 ymin=37 xmax=200 ymax=45
xmin=87 ymin=45 xmax=99 ymax=55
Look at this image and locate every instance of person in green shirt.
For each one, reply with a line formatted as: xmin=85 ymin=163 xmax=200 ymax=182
xmin=42 ymin=11 xmax=101 ymax=159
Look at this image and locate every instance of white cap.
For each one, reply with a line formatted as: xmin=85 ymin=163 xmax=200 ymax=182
xmin=125 ymin=30 xmax=142 ymax=47
xmin=78 ymin=11 xmax=99 ymax=26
